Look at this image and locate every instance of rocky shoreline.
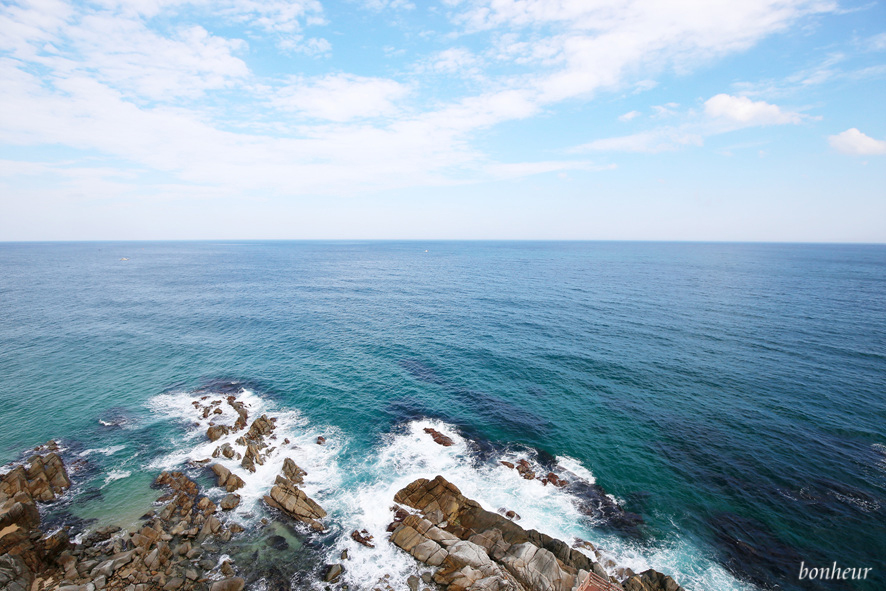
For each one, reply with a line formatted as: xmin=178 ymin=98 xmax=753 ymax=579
xmin=2 ymin=393 xmax=685 ymax=591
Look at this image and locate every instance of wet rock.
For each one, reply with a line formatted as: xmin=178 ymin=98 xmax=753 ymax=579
xmin=324 ymin=564 xmax=344 ymax=583
xmin=500 ymin=461 xmax=515 ymax=470
xmin=351 ymin=529 xmax=374 ymax=548
xmin=389 ymin=475 xmax=671 ymax=591
xmin=623 ymin=569 xmax=685 ymax=591
xmin=407 ymin=575 xmax=420 ymax=591
xmin=207 ymin=425 xmax=230 ymax=442
xmin=316 ymin=436 xmax=326 ymax=445
xmin=264 ymin=476 xmax=326 ymax=531
xmin=210 ymin=577 xmax=245 ymax=591
xmin=282 ymin=458 xmax=306 ymax=485
xmin=423 ymin=428 xmax=454 ymax=447
xmin=220 ymin=494 xmax=241 ymax=511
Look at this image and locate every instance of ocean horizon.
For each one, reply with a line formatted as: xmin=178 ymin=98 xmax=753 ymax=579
xmin=1 ymin=240 xmax=883 ymax=591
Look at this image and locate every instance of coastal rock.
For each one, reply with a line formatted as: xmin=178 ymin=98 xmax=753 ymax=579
xmin=282 ymin=458 xmax=306 ymax=485
xmin=351 ymin=529 xmax=375 ymax=548
xmin=622 ymin=569 xmax=685 ymax=591
xmin=210 ymin=464 xmax=244 ymax=492
xmin=220 ymin=494 xmax=241 ymax=511
xmin=389 ymin=476 xmax=680 ymax=591
xmin=323 ymin=564 xmax=343 ymax=583
xmin=207 ymin=425 xmax=230 ymax=442
xmin=423 ymin=428 xmax=455 ymax=447
xmin=210 ymin=577 xmax=245 ymax=591
xmin=264 ymin=476 xmax=326 ymax=531
xmin=246 ymin=415 xmax=274 ymax=440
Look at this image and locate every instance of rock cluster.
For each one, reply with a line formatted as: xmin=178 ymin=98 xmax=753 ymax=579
xmin=388 ymin=476 xmax=684 ymax=591
xmin=263 ymin=461 xmax=326 ymax=531
xmin=0 ymin=446 xmax=71 ymax=591
xmin=1 ymin=450 xmax=246 ymax=591
xmin=499 ymin=460 xmax=567 ymax=488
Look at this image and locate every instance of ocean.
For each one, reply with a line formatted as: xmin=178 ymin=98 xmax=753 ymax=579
xmin=0 ymin=241 xmax=883 ymax=590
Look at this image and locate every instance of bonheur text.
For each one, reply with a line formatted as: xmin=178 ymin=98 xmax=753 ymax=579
xmin=799 ymin=562 xmax=872 ymax=580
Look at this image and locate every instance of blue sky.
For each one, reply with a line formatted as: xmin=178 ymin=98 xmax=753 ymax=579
xmin=1 ymin=0 xmax=884 ymax=241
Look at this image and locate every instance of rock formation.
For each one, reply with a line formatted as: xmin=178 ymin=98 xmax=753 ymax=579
xmin=388 ymin=476 xmax=685 ymax=591
xmin=0 ymin=447 xmax=71 ymax=591
xmin=263 ymin=460 xmax=326 ymax=531
xmin=1 ymin=446 xmax=247 ymax=591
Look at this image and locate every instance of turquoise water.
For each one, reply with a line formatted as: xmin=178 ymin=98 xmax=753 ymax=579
xmin=0 ymin=241 xmax=883 ymax=590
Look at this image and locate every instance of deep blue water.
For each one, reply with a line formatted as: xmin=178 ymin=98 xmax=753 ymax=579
xmin=0 ymin=241 xmax=883 ymax=591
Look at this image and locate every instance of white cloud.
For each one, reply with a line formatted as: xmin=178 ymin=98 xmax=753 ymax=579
xmin=421 ymin=47 xmax=483 ymax=77
xmin=269 ymin=74 xmax=410 ymax=121
xmin=828 ymin=128 xmax=886 ymax=155
xmin=277 ymin=36 xmax=332 ymax=56
xmin=452 ymin=0 xmax=837 ymax=106
xmin=574 ymin=128 xmax=703 ymax=153
xmin=704 ymin=93 xmax=805 ymax=126
xmin=618 ymin=110 xmax=641 ymax=122
xmin=577 ymin=92 xmax=811 ymax=154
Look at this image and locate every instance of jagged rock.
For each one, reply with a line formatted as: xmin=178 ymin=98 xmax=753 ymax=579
xmin=207 ymin=425 xmax=230 ymax=442
xmin=282 ymin=458 xmax=306 ymax=485
xmin=500 ymin=461 xmax=515 ymax=470
xmin=316 ymin=436 xmax=326 ymax=445
xmin=623 ymin=569 xmax=685 ymax=591
xmin=0 ymin=554 xmax=31 ymax=591
xmin=264 ymin=476 xmax=326 ymax=531
xmin=351 ymin=529 xmax=374 ymax=547
xmin=390 ymin=476 xmax=675 ymax=591
xmin=408 ymin=574 xmax=420 ymax=591
xmin=210 ymin=464 xmax=244 ymax=492
xmin=246 ymin=415 xmax=274 ymax=441
xmin=423 ymin=428 xmax=455 ymax=447
xmin=544 ymin=473 xmax=567 ymax=488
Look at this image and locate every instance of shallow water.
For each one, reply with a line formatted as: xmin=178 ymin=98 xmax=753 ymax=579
xmin=1 ymin=241 xmax=883 ymax=590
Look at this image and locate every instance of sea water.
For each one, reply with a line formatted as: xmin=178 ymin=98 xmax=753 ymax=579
xmin=0 ymin=241 xmax=883 ymax=590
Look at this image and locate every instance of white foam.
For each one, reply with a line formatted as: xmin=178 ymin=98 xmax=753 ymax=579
xmin=79 ymin=445 xmax=126 ymax=457
xmin=555 ymin=455 xmax=597 ymax=485
xmin=103 ymin=469 xmax=132 ymax=487
xmin=146 ymin=389 xmax=344 ymax=519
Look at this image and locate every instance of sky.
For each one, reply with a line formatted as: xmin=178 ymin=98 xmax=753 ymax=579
xmin=0 ymin=0 xmax=884 ymax=242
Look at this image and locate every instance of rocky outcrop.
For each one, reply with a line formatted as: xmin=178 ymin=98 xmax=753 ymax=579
xmin=0 ymin=451 xmax=70 ymax=502
xmin=263 ymin=473 xmax=326 ymax=531
xmin=389 ymin=476 xmax=685 ymax=591
xmin=622 ymin=570 xmax=684 ymax=591
xmin=0 ymin=448 xmax=73 ymax=590
xmin=210 ymin=464 xmax=244 ymax=493
xmin=424 ymin=428 xmax=455 ymax=447
xmin=1 ymin=448 xmax=247 ymax=591
xmin=263 ymin=457 xmax=325 ymax=531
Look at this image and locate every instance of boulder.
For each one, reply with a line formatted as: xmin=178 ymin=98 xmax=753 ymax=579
xmin=423 ymin=428 xmax=455 ymax=447
xmin=210 ymin=577 xmax=245 ymax=591
xmin=220 ymin=494 xmax=241 ymax=511
xmin=324 ymin=564 xmax=344 ymax=583
xmin=207 ymin=425 xmax=230 ymax=442
xmin=264 ymin=477 xmax=326 ymax=531
xmin=623 ymin=569 xmax=685 ymax=591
